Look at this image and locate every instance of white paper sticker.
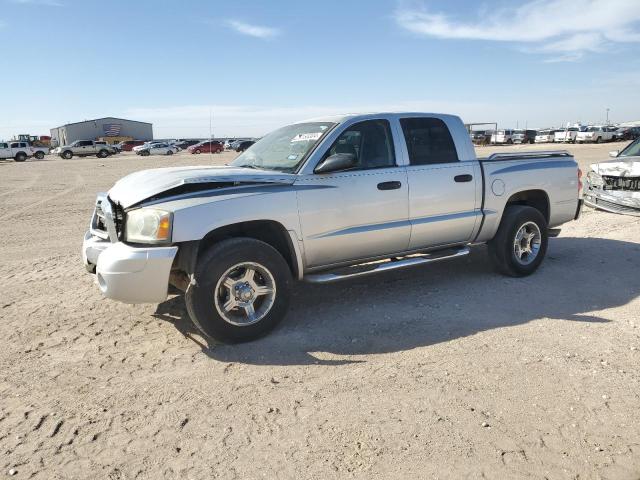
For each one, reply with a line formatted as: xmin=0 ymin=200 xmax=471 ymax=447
xmin=291 ymin=132 xmax=323 ymax=143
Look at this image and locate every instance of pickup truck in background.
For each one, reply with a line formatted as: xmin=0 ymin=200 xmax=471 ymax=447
xmin=52 ymin=140 xmax=113 ymax=159
xmin=0 ymin=141 xmax=34 ymax=162
xmin=554 ymin=126 xmax=585 ymax=144
xmin=82 ymin=112 xmax=583 ymax=343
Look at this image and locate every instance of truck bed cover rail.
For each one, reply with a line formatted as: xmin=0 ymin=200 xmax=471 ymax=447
xmin=484 ymin=150 xmax=572 ymax=161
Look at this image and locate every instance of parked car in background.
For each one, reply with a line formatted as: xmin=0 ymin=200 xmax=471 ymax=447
xmin=119 ymin=140 xmax=147 ymax=152
xmin=136 ymin=143 xmax=179 ymax=156
xmin=82 ymin=112 xmax=582 ymax=342
xmin=0 ymin=141 xmax=33 ymax=162
xmin=133 ymin=141 xmax=165 ymax=152
xmin=490 ymin=129 xmax=514 ymax=144
xmin=613 ymin=127 xmax=640 ymax=142
xmin=175 ymin=140 xmax=200 ymax=150
xmin=512 ymin=129 xmax=537 ymax=144
xmin=52 ymin=140 xmax=112 ymax=159
xmin=584 ymin=137 xmax=640 ymax=216
xmin=187 ymin=141 xmax=224 ymax=154
xmin=470 ymin=131 xmax=491 ymax=146
xmin=576 ymin=126 xmax=616 ymax=144
xmin=224 ymin=139 xmax=240 ymax=149
xmin=234 ymin=140 xmax=255 ymax=152
xmin=535 ymin=129 xmax=556 ymax=143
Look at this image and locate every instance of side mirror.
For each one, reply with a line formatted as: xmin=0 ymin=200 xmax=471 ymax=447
xmin=609 ymin=150 xmax=619 ymax=158
xmin=315 ymin=153 xmax=357 ymax=174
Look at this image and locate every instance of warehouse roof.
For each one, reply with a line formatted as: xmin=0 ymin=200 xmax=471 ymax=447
xmin=53 ymin=117 xmax=152 ymax=128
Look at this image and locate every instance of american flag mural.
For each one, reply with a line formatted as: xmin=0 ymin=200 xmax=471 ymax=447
xmin=102 ymin=123 xmax=122 ymax=136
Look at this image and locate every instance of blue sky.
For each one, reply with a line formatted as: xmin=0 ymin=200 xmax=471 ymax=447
xmin=0 ymin=0 xmax=639 ymax=139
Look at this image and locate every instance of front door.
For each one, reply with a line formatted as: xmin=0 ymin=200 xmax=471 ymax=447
xmin=296 ymin=119 xmax=410 ymax=268
xmin=399 ymin=117 xmax=480 ymax=249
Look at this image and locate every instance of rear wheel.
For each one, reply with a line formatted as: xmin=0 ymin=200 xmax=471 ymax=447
xmin=488 ymin=205 xmax=548 ymax=277
xmin=97 ymin=149 xmax=108 ymax=158
xmin=185 ymin=238 xmax=292 ymax=343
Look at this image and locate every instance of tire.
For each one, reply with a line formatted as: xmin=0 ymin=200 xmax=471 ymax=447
xmin=507 ymin=139 xmax=513 ymax=144
xmin=488 ymin=205 xmax=548 ymax=277
xmin=14 ymin=152 xmax=27 ymax=162
xmin=34 ymin=151 xmax=45 ymax=160
xmin=62 ymin=150 xmax=73 ymax=159
xmin=166 ymin=149 xmax=173 ymax=155
xmin=185 ymin=238 xmax=293 ymax=343
xmin=194 ymin=149 xmax=201 ymax=154
xmin=97 ymin=149 xmax=108 ymax=158
xmin=141 ymin=150 xmax=150 ymax=156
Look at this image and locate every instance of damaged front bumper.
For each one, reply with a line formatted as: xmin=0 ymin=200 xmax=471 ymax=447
xmin=83 ymin=232 xmax=178 ymax=304
xmin=584 ymin=188 xmax=640 ymax=217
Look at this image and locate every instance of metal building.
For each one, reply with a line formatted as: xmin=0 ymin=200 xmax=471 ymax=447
xmin=50 ymin=117 xmax=153 ymax=146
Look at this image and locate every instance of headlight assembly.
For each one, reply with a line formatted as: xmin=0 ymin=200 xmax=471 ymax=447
xmin=586 ymin=170 xmax=604 ymax=188
xmin=125 ymin=209 xmax=172 ymax=244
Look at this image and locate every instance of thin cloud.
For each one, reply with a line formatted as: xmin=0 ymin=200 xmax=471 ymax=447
xmin=226 ymin=19 xmax=280 ymax=39
xmin=395 ymin=0 xmax=640 ymax=61
xmin=10 ymin=0 xmax=64 ymax=5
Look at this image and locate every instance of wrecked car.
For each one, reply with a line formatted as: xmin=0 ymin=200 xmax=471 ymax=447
xmin=584 ymin=138 xmax=640 ymax=216
xmin=83 ymin=112 xmax=582 ymax=343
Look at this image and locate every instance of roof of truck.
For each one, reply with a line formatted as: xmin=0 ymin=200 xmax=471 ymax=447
xmin=298 ymin=112 xmax=454 ymax=124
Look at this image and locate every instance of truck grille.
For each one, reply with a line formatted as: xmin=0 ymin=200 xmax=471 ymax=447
xmin=91 ymin=195 xmax=124 ymax=241
xmin=602 ymin=176 xmax=640 ymax=191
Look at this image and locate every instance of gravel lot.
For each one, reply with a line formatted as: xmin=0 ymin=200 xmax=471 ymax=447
xmin=1 ymin=143 xmax=639 ymax=479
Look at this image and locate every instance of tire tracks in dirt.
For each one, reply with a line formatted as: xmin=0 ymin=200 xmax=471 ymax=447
xmin=0 ymin=172 xmax=84 ymax=222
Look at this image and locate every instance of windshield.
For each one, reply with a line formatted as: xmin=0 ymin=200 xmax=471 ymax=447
xmin=232 ymin=122 xmax=335 ymax=172
xmin=538 ymin=131 xmax=550 ymax=135
xmin=586 ymin=127 xmax=599 ymax=132
xmin=619 ymin=138 xmax=640 ymax=157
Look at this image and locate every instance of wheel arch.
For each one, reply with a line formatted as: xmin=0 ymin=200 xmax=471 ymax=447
xmin=178 ymin=220 xmax=302 ymax=281
xmin=504 ymin=189 xmax=550 ymax=223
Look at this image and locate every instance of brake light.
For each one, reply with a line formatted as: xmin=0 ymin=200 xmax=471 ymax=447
xmin=578 ymin=168 xmax=583 ymax=194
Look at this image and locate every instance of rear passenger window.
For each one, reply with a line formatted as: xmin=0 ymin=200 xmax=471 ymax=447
xmin=324 ymin=119 xmax=396 ymax=170
xmin=400 ymin=117 xmax=459 ymax=165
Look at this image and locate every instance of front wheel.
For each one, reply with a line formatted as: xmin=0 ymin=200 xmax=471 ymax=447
xmin=35 ymin=151 xmax=45 ymax=160
xmin=62 ymin=150 xmax=73 ymax=159
xmin=488 ymin=205 xmax=548 ymax=277
xmin=185 ymin=238 xmax=292 ymax=343
xmin=14 ymin=152 xmax=27 ymax=162
xmin=166 ymin=149 xmax=173 ymax=155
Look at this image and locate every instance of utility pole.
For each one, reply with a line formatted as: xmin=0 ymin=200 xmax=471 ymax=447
xmin=606 ymin=108 xmax=610 ymax=125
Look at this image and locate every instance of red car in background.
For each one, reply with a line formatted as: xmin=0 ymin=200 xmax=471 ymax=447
xmin=188 ymin=140 xmax=224 ymax=154
xmin=119 ymin=140 xmax=146 ymax=151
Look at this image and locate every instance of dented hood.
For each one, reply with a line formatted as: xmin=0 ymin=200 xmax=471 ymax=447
xmin=590 ymin=157 xmax=640 ymax=177
xmin=108 ymin=165 xmax=296 ymax=208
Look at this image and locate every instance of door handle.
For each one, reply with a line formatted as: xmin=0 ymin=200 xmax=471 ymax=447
xmin=377 ymin=181 xmax=402 ymax=190
xmin=454 ymin=174 xmax=473 ymax=183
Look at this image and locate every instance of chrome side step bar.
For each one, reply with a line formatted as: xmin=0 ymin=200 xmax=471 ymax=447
xmin=303 ymin=246 xmax=470 ymax=284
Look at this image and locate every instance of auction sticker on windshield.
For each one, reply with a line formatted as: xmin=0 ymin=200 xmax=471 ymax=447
xmin=291 ymin=132 xmax=323 ymax=143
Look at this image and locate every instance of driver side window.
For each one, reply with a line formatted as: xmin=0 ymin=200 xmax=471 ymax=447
xmin=323 ymin=119 xmax=396 ymax=170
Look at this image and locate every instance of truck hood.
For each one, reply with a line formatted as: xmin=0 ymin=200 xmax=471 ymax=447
xmin=108 ymin=165 xmax=296 ymax=208
xmin=590 ymin=157 xmax=640 ymax=177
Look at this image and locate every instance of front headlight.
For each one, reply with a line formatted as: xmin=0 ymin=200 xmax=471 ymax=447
xmin=586 ymin=170 xmax=604 ymax=189
xmin=125 ymin=209 xmax=172 ymax=244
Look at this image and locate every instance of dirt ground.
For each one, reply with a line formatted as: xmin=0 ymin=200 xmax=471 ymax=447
xmin=0 ymin=142 xmax=639 ymax=479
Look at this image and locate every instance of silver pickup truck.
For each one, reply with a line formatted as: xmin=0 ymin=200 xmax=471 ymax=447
xmin=52 ymin=140 xmax=112 ymax=159
xmin=83 ymin=112 xmax=583 ymax=342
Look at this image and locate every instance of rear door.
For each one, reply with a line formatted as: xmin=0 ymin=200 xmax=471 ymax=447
xmin=400 ymin=116 xmax=480 ymax=249
xmin=296 ymin=118 xmax=410 ymax=268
